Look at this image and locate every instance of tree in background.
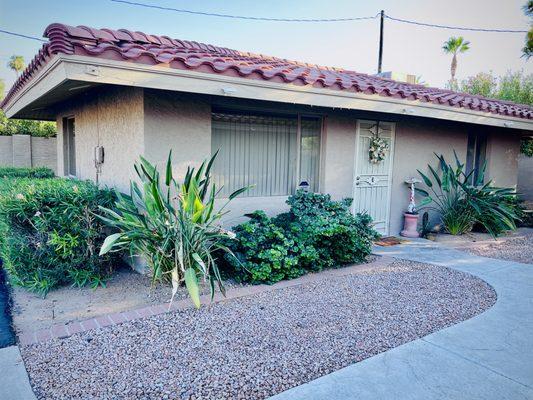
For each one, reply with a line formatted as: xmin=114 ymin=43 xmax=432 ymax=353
xmin=458 ymin=71 xmax=532 ymax=156
xmin=7 ymin=55 xmax=25 ymax=78
xmin=523 ymin=1 xmax=533 ymax=59
xmin=442 ymin=37 xmax=470 ymax=86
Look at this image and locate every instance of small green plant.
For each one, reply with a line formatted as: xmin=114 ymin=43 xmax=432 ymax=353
xmin=225 ymin=191 xmax=379 ymax=284
xmin=417 ymin=152 xmax=521 ymax=237
xmin=224 ymin=211 xmax=308 ymax=284
xmin=0 ymin=166 xmax=54 ymax=179
xmin=0 ymin=178 xmax=116 ymax=295
xmin=98 ymin=151 xmax=248 ymax=308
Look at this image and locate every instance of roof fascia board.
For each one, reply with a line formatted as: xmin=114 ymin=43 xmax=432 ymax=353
xmin=7 ymin=55 xmax=533 ymax=131
xmin=4 ymin=55 xmax=68 ymax=118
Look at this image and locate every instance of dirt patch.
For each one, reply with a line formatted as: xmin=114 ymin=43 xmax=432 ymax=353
xmin=10 ymin=266 xmax=243 ymax=335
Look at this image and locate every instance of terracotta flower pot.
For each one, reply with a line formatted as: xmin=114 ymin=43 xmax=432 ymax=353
xmin=400 ymin=213 xmax=420 ymax=238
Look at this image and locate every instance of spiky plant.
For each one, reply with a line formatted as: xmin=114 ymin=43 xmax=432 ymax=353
xmin=98 ymin=151 xmax=247 ymax=308
xmin=416 ymin=152 xmax=521 ymax=237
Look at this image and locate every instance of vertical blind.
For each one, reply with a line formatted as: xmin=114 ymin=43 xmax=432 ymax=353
xmin=211 ymin=111 xmax=321 ymax=197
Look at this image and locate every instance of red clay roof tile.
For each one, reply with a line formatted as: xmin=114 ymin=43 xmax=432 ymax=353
xmin=2 ymin=23 xmax=532 ymax=121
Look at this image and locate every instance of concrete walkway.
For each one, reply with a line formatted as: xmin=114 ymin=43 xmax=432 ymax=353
xmin=0 ymin=345 xmax=36 ymax=400
xmin=271 ymin=239 xmax=533 ymax=400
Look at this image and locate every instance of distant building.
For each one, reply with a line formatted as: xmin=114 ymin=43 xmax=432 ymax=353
xmin=377 ymin=71 xmax=418 ymax=84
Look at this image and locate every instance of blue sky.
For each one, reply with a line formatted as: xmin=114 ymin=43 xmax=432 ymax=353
xmin=0 ymin=0 xmax=531 ymax=92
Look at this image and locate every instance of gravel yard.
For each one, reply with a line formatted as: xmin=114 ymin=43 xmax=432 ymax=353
xmin=22 ymin=260 xmax=496 ymax=400
xmin=461 ymin=229 xmax=533 ymax=264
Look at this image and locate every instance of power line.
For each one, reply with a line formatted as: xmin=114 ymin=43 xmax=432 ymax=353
xmin=109 ymin=1 xmax=529 ymax=33
xmin=385 ymin=15 xmax=528 ymax=33
xmin=109 ymin=0 xmax=380 ymax=22
xmin=0 ymin=29 xmax=46 ymax=42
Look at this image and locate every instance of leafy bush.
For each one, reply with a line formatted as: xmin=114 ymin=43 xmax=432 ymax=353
xmin=224 ymin=211 xmax=309 ymax=284
xmin=98 ymin=151 xmax=248 ymax=308
xmin=225 ymin=191 xmax=379 ymax=284
xmin=417 ymin=153 xmax=521 ymax=237
xmin=0 ymin=166 xmax=54 ymax=179
xmin=0 ymin=178 xmax=116 ymax=295
xmin=0 ymin=110 xmax=56 ymax=137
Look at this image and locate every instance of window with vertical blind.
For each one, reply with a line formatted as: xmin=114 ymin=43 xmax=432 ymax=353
xmin=63 ymin=117 xmax=76 ymax=176
xmin=211 ymin=111 xmax=321 ymax=197
xmin=466 ymin=132 xmax=487 ymax=184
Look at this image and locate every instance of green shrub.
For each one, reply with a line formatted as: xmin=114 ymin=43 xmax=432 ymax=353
xmin=225 ymin=191 xmax=379 ymax=284
xmin=417 ymin=152 xmax=522 ymax=236
xmin=98 ymin=152 xmax=248 ymax=308
xmin=225 ymin=211 xmax=309 ymax=284
xmin=0 ymin=110 xmax=56 ymax=137
xmin=0 ymin=167 xmax=54 ymax=179
xmin=0 ymin=178 xmax=116 ymax=295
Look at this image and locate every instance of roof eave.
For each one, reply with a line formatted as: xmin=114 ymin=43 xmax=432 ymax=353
xmin=4 ymin=54 xmax=533 ymax=131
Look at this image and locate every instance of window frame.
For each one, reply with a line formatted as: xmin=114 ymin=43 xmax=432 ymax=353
xmin=63 ymin=116 xmax=76 ymax=178
xmin=211 ymin=108 xmax=324 ymax=198
xmin=466 ymin=132 xmax=488 ymax=185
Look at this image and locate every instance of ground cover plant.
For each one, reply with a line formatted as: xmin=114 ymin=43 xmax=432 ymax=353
xmin=98 ymin=151 xmax=248 ymax=308
xmin=0 ymin=176 xmax=116 ymax=295
xmin=416 ymin=152 xmax=521 ymax=236
xmin=0 ymin=166 xmax=54 ymax=179
xmin=224 ymin=191 xmax=379 ymax=284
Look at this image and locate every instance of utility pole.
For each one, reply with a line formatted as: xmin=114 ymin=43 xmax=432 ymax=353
xmin=378 ymin=10 xmax=384 ymax=74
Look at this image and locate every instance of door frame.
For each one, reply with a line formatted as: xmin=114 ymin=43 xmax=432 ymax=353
xmin=352 ymin=119 xmax=396 ymax=235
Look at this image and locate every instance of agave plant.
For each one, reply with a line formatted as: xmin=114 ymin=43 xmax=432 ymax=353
xmin=98 ymin=151 xmax=247 ymax=308
xmin=416 ymin=152 xmax=520 ymax=237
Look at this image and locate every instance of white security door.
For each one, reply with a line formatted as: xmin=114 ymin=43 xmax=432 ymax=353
xmin=353 ymin=120 xmax=395 ymax=235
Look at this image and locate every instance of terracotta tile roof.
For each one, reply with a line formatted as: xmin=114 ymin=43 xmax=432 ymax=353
xmin=2 ymin=23 xmax=532 ymax=120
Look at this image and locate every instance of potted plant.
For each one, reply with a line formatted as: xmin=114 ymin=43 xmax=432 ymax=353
xmin=400 ymin=177 xmax=424 ymax=238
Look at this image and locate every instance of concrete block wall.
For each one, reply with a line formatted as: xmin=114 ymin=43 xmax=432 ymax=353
xmin=0 ymin=135 xmax=57 ymax=173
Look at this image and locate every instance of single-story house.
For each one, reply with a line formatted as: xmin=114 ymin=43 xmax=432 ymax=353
xmin=2 ymin=23 xmax=532 ymax=234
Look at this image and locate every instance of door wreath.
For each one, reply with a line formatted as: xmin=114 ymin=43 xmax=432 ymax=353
xmin=368 ymin=122 xmax=389 ymax=164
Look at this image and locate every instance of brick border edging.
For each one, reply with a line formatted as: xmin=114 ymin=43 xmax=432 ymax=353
xmin=18 ymin=256 xmax=394 ymax=346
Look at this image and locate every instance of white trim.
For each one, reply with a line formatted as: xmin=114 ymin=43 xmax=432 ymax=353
xmin=4 ymin=54 xmax=533 ymax=131
xmin=353 ymin=120 xmax=396 ymax=235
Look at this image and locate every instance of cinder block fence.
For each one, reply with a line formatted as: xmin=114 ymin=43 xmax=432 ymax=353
xmin=0 ymin=135 xmax=57 ymax=173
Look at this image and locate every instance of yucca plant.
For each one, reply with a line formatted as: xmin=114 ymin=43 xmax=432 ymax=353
xmin=98 ymin=151 xmax=247 ymax=308
xmin=416 ymin=152 xmax=520 ymax=237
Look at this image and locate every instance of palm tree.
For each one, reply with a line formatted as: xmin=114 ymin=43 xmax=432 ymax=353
xmin=7 ymin=55 xmax=25 ymax=78
xmin=442 ymin=37 xmax=470 ymax=85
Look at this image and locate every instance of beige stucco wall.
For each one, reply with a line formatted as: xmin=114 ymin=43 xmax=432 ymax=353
xmin=518 ymin=154 xmax=533 ymax=201
xmin=322 ymin=114 xmax=356 ymax=200
xmin=143 ymin=90 xmax=211 ymax=182
xmin=485 ymin=131 xmax=521 ymax=188
xmin=389 ymin=121 xmax=469 ymax=235
xmin=56 ymin=86 xmax=144 ymax=192
xmin=53 ymin=87 xmax=523 ymax=234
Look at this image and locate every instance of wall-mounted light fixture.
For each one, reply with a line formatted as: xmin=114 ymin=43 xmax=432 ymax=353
xmin=402 ymin=108 xmax=415 ymax=115
xmin=503 ymin=121 xmax=514 ymax=128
